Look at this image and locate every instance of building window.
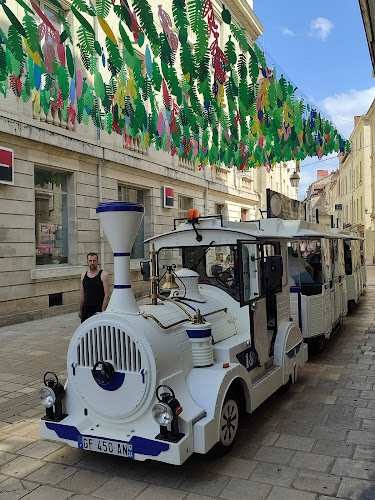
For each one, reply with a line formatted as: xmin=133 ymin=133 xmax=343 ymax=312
xmin=118 ymin=186 xmax=145 ymax=259
xmin=216 ymin=204 xmax=225 ymax=215
xmin=241 ymin=208 xmax=248 ymax=221
xmin=178 ymin=196 xmax=193 ymax=219
xmin=35 ymin=168 xmax=68 ymax=265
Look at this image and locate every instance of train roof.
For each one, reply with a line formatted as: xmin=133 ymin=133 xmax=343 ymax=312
xmin=145 ymin=216 xmax=363 ymax=250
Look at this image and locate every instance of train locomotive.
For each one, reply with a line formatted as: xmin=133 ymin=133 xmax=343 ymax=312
xmin=39 ymin=201 xmax=308 ymax=465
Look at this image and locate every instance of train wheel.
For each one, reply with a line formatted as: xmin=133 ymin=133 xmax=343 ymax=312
xmin=279 ymin=375 xmax=292 ymax=394
xmin=310 ymin=338 xmax=324 ymax=355
xmin=212 ymin=392 xmax=240 ymax=456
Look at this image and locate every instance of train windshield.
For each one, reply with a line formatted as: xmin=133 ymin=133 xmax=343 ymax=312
xmin=158 ymin=245 xmax=240 ymax=299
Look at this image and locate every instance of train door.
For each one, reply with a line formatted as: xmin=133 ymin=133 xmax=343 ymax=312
xmin=238 ymin=240 xmax=283 ymax=366
xmin=330 ymin=238 xmax=341 ymax=326
xmin=338 ymin=240 xmax=347 ymax=317
xmin=360 ymin=239 xmax=367 ymax=289
xmin=352 ymin=240 xmax=361 ymax=301
xmin=331 ymin=238 xmax=342 ymax=324
xmin=321 ymin=238 xmax=333 ymax=334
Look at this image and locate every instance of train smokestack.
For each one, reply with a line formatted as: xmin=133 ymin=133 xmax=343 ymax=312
xmin=96 ymin=202 xmax=144 ymax=314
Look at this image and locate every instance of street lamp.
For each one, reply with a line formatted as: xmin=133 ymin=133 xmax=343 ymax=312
xmin=290 ymin=171 xmax=300 ymax=188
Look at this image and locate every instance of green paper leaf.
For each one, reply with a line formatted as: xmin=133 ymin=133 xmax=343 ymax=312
xmin=15 ymin=0 xmax=34 ymax=14
xmin=225 ymin=37 xmax=237 ymax=66
xmin=59 ymin=10 xmax=73 ymax=43
xmin=94 ymin=40 xmax=101 ymax=56
xmin=2 ymin=4 xmax=27 ymax=38
xmin=151 ymin=60 xmax=162 ymax=91
xmin=0 ymin=46 xmax=6 ymax=70
xmin=7 ymin=25 xmax=23 ymax=62
xmin=58 ymin=65 xmax=69 ymax=99
xmin=77 ymin=25 xmax=95 ymax=55
xmin=132 ymin=0 xmax=159 ymax=54
xmin=230 ymin=23 xmax=248 ymax=52
xmin=96 ymin=0 xmax=111 ymax=18
xmin=48 ymin=0 xmax=63 ymax=9
xmin=119 ymin=22 xmax=135 ymax=56
xmin=222 ymin=7 xmax=231 ymax=24
xmin=248 ymin=48 xmax=259 ymax=82
xmin=60 ymin=30 xmax=68 ymax=44
xmin=52 ymin=59 xmax=60 ymax=76
xmin=106 ymin=37 xmax=122 ymax=71
xmin=72 ymin=0 xmax=92 ymax=14
xmin=66 ymin=45 xmax=75 ymax=78
xmin=71 ymin=5 xmax=95 ymax=35
xmin=181 ymin=42 xmax=196 ymax=82
xmin=253 ymin=43 xmax=266 ymax=68
xmin=94 ymin=70 xmax=105 ymax=100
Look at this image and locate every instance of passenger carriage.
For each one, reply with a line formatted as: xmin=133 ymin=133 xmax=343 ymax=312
xmin=39 ymin=202 xmax=307 ymax=465
xmin=257 ymin=219 xmax=365 ymax=352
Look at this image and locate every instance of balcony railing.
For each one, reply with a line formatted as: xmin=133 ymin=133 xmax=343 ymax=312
xmin=32 ymin=102 xmax=77 ymax=131
xmin=215 ymin=166 xmax=229 ymax=183
xmin=178 ymin=157 xmax=195 ymax=171
xmin=124 ymin=136 xmax=147 ymax=155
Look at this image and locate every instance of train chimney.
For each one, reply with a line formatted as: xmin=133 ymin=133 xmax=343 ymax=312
xmin=96 ymin=202 xmax=144 ymax=314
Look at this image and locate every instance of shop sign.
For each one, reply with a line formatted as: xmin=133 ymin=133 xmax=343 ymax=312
xmin=0 ymin=147 xmax=14 ymax=185
xmin=163 ymin=186 xmax=174 ymax=208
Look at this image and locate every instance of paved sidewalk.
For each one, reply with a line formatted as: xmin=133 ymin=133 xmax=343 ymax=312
xmin=0 ymin=270 xmax=375 ymax=499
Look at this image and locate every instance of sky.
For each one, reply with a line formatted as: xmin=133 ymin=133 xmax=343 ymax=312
xmin=254 ymin=0 xmax=375 ymax=199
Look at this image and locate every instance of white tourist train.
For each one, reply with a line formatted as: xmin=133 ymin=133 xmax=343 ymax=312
xmin=39 ymin=202 xmax=308 ymax=465
xmin=38 ymin=202 xmax=365 ymax=464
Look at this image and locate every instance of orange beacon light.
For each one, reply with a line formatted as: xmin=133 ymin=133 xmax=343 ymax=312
xmin=187 ymin=208 xmax=199 ymax=222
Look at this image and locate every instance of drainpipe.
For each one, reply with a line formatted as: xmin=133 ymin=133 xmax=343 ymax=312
xmin=98 ymin=158 xmax=104 ymax=269
xmin=259 ymin=167 xmax=263 ymax=212
xmin=204 ymin=184 xmax=209 ymax=216
xmin=204 ymin=164 xmax=209 ymax=216
xmin=94 ymin=10 xmax=104 ymax=268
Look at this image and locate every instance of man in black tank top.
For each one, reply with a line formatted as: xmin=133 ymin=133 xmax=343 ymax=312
xmin=79 ymin=253 xmax=110 ymax=323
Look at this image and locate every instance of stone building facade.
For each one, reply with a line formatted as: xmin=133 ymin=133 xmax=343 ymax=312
xmin=0 ymin=0 xmax=297 ymax=326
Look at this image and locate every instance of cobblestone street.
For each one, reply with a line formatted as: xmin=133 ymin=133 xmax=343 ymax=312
xmin=0 ymin=269 xmax=375 ymax=500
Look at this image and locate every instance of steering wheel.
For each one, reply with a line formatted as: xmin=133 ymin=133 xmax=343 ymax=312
xmin=92 ymin=361 xmax=114 ymax=385
xmin=43 ymin=371 xmax=59 ymax=389
xmin=215 ymin=270 xmax=233 ymax=288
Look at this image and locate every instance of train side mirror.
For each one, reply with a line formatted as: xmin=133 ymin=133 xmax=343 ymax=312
xmin=140 ymin=261 xmax=151 ymax=281
xmin=265 ymin=255 xmax=283 ymax=279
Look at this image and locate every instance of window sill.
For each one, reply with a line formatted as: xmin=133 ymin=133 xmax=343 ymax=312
xmin=31 ymin=265 xmax=86 ymax=280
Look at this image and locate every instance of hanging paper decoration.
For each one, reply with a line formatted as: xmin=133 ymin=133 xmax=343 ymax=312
xmin=0 ymin=0 xmax=350 ymax=168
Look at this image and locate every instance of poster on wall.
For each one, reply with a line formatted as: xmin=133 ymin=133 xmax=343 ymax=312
xmin=38 ymin=223 xmax=56 ymax=255
xmin=0 ymin=147 xmax=14 ymax=185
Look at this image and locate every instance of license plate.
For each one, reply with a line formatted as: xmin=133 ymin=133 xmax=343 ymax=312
xmin=78 ymin=435 xmax=134 ymax=458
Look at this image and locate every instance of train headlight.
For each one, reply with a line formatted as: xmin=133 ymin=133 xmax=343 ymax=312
xmin=152 ymin=402 xmax=173 ymax=426
xmin=154 ymin=385 xmax=184 ymax=443
xmin=39 ymin=387 xmax=55 ymax=408
xmin=40 ymin=372 xmax=67 ymax=422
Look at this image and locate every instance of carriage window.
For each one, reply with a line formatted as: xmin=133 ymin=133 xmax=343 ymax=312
xmin=344 ymin=241 xmax=353 ymax=274
xmin=330 ymin=239 xmax=340 ymax=278
xmin=300 ymin=240 xmax=322 ymax=284
xmin=360 ymin=240 xmax=365 ymax=266
xmin=321 ymin=239 xmax=331 ymax=282
xmin=238 ymin=242 xmax=260 ymax=304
